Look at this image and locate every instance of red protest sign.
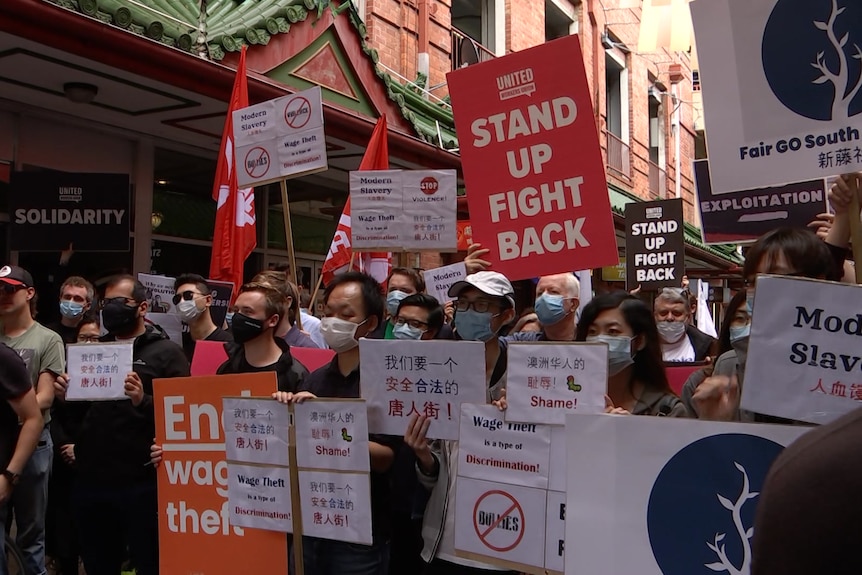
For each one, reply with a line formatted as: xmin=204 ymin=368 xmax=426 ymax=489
xmin=447 ymin=36 xmax=618 ymax=281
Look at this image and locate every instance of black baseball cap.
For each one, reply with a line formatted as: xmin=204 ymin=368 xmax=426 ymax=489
xmin=0 ymin=265 xmax=34 ymax=288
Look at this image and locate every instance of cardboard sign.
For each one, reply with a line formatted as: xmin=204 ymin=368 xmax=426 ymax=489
xmin=360 ymin=339 xmax=487 ymax=440
xmin=297 ymin=470 xmax=373 ymax=545
xmin=233 ymin=86 xmax=327 ymax=187
xmin=504 ymin=342 xmax=608 ymax=425
xmin=423 ymin=262 xmax=468 ymax=304
xmin=223 ymin=397 xmax=290 ymax=467
xmin=457 ymin=220 xmax=474 ymax=251
xmin=349 ymin=169 xmax=458 ymax=252
xmin=693 ymin=159 xmax=828 ymax=244
xmin=447 ymin=35 xmax=618 ymax=281
xmin=9 ymin=172 xmax=130 ymax=251
xmin=226 ymin=463 xmax=293 ymax=532
xmin=65 ymin=342 xmax=133 ymax=401
xmin=138 ymin=273 xmax=183 ymax=344
xmin=206 ymin=279 xmax=234 ymax=327
xmin=690 ymin=0 xmax=862 ymax=193
xmin=564 ymin=414 xmax=808 ymax=575
xmin=154 ymin=373 xmax=287 ymax=575
xmin=741 ymin=276 xmax=862 ymax=424
xmin=190 ymin=340 xmax=229 ymax=376
xmin=601 ymin=260 xmax=626 ymax=282
xmin=625 ymin=198 xmax=685 ymax=290
xmin=294 ymin=400 xmax=369 ymax=472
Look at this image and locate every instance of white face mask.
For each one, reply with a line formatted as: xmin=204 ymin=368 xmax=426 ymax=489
xmin=320 ymin=317 xmax=366 ymax=353
xmin=657 ymin=320 xmax=687 ymax=343
xmin=177 ymin=299 xmax=203 ymax=323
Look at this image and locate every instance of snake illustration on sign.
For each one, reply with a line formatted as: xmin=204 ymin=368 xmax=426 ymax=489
xmin=284 ymin=96 xmax=312 ymax=130
xmin=472 ymin=489 xmax=525 ymax=553
xmin=244 ymin=147 xmax=271 ymax=179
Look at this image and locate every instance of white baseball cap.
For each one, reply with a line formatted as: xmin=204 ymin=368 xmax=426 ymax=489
xmin=448 ymin=271 xmax=515 ymax=308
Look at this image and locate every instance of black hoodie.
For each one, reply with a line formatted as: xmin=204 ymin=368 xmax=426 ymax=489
xmin=74 ymin=325 xmax=190 ymax=484
xmin=216 ymin=337 xmax=308 ymax=393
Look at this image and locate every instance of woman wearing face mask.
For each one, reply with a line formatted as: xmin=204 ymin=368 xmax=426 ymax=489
xmin=575 ymin=292 xmax=686 ymax=417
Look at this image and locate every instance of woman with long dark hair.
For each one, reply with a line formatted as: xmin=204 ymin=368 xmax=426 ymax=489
xmin=576 ymin=292 xmax=686 ymax=416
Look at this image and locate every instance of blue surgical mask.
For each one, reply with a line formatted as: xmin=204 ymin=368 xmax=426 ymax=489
xmin=534 ymin=294 xmax=567 ymax=326
xmin=729 ymin=323 xmax=750 ymax=343
xmin=225 ymin=311 xmax=234 ymax=328
xmin=59 ymin=300 xmax=85 ymax=319
xmin=587 ymin=334 xmax=635 ymax=376
xmin=454 ymin=309 xmax=497 ymax=342
xmin=393 ymin=323 xmax=425 ymax=340
xmin=746 ymin=292 xmax=755 ymax=314
xmin=387 ymin=290 xmax=409 ymax=317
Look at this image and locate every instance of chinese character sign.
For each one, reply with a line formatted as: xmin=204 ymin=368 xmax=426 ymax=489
xmin=298 ymin=470 xmax=373 ymax=546
xmin=741 ymin=276 xmax=862 ymax=424
xmin=294 ymin=400 xmax=370 ymax=472
xmin=223 ymin=397 xmax=290 ymax=467
xmin=504 ymin=342 xmax=608 ymax=425
xmin=226 ymin=463 xmax=293 ymax=533
xmin=65 ymin=342 xmax=133 ymax=401
xmin=360 ymin=340 xmax=487 ymax=440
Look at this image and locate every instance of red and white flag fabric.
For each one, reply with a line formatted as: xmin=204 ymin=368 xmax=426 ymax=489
xmin=209 ymin=46 xmax=256 ymax=297
xmin=321 ymin=116 xmax=392 ymax=286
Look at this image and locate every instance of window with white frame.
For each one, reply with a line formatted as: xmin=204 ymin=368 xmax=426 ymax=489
xmin=605 ymin=49 xmax=629 ymax=142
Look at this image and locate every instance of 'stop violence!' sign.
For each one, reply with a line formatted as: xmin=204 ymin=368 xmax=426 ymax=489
xmin=447 ymin=35 xmax=618 ymax=281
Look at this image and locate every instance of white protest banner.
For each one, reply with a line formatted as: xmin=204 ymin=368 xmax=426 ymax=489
xmin=423 ymin=262 xmax=468 ymax=304
xmin=548 ymin=425 xmax=567 ymax=492
xmin=349 ymin=169 xmax=457 ymax=252
xmin=294 ymin=400 xmax=369 ymax=472
xmin=223 ymin=397 xmax=290 ymax=467
xmin=454 ymin=477 xmax=547 ymax=572
xmin=360 ymin=339 xmax=487 ymax=440
xmin=690 ymin=0 xmax=862 ymax=194
xmin=65 ymin=342 xmax=133 ymax=401
xmin=505 ymin=342 xmax=608 ymax=425
xmin=227 ymin=463 xmax=293 ymax=533
xmin=564 ymin=414 xmax=809 ymax=575
xmin=233 ymin=86 xmax=327 ymax=187
xmin=298 ymin=470 xmax=372 ymax=545
xmin=138 ymin=272 xmax=183 ymax=344
xmin=545 ymin=490 xmax=566 ymax=573
xmin=458 ymin=404 xmax=551 ymax=489
xmin=741 ymin=275 xmax=862 ymax=424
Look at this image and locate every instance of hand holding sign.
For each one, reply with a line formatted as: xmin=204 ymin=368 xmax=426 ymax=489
xmin=404 ymin=414 xmax=435 ymax=475
xmin=691 ymin=374 xmax=740 ymax=422
xmin=465 ymin=242 xmax=492 ymax=274
xmin=124 ymin=372 xmax=144 ymax=406
xmin=829 ymin=173 xmax=862 ymax=215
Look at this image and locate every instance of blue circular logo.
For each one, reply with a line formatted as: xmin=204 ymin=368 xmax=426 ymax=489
xmin=647 ymin=434 xmax=784 ymax=575
xmin=762 ymin=0 xmax=862 ymax=121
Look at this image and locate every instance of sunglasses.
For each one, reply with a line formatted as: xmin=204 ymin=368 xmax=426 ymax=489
xmin=0 ymin=284 xmax=26 ymax=294
xmin=172 ymin=290 xmax=204 ymax=305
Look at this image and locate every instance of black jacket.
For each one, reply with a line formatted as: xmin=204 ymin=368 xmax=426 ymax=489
xmin=74 ymin=325 xmax=190 ymax=484
xmin=686 ymin=324 xmax=716 ymax=362
xmin=216 ymin=338 xmax=308 ymax=393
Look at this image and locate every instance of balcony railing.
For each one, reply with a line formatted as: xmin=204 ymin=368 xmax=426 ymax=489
xmin=648 ymin=160 xmax=668 ymax=198
xmin=451 ymin=27 xmax=496 ymax=70
xmin=606 ymin=131 xmax=631 ymax=178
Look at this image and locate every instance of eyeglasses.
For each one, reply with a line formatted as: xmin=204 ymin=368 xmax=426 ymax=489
xmin=455 ymin=299 xmax=499 ymax=313
xmin=77 ymin=335 xmax=101 ymax=343
xmin=0 ymin=284 xmax=26 ymax=295
xmin=100 ymin=296 xmax=137 ymax=309
xmin=394 ymin=317 xmax=429 ymax=330
xmin=172 ymin=290 xmax=204 ymax=305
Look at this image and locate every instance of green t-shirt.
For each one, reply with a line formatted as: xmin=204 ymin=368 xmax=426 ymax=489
xmin=1 ymin=321 xmax=66 ymax=423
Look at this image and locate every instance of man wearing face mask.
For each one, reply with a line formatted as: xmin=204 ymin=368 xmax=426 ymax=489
xmin=654 ymin=288 xmax=715 ymax=362
xmin=216 ymin=282 xmax=308 ymax=392
xmin=173 ymin=274 xmax=233 ymax=362
xmin=392 ymin=294 xmax=445 ymax=341
xmin=274 ymin=272 xmax=401 ymax=575
xmin=506 ymin=273 xmax=580 ymax=342
xmin=46 ymin=276 xmax=95 ymax=345
xmin=370 ymin=267 xmax=425 ymax=340
xmin=52 ymin=275 xmax=189 ymax=575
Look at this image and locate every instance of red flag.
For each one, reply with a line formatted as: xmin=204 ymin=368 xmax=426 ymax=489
xmin=321 ymin=116 xmax=392 ymax=286
xmin=209 ymin=46 xmax=256 ymax=296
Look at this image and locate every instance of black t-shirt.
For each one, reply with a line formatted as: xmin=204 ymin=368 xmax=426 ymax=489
xmin=0 ymin=343 xmax=34 ymax=468
xmin=300 ymin=358 xmax=402 ymax=541
xmin=46 ymin=321 xmax=79 ymax=346
xmin=182 ymin=326 xmax=233 ymax=362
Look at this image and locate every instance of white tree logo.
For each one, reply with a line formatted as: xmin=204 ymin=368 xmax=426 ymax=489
xmin=810 ymin=0 xmax=862 ymax=121
xmin=704 ymin=462 xmax=759 ymax=574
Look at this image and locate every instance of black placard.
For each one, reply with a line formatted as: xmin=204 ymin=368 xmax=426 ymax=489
xmin=693 ymin=160 xmax=827 ymax=245
xmin=10 ymin=172 xmax=131 ymax=252
xmin=625 ymin=198 xmax=685 ymax=291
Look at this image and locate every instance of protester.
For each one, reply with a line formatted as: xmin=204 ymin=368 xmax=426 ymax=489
xmin=274 ymin=272 xmax=399 ymax=575
xmin=53 ymin=274 xmax=190 ymax=575
xmin=691 ymin=228 xmax=834 ymax=422
xmin=253 ymin=270 xmax=319 ymax=349
xmin=373 ymin=267 xmax=426 ymax=339
xmin=404 ymin=270 xmax=516 ymax=574
xmin=0 ymin=343 xmax=43 ymax=575
xmin=46 ymin=276 xmax=95 ymax=344
xmin=508 ymin=273 xmax=580 ymax=342
xmin=576 ymin=291 xmax=686 ymax=416
xmin=0 ymin=264 xmax=64 ymax=575
xmin=825 ymin=172 xmax=860 ymax=282
xmin=173 ymin=273 xmax=232 ymax=362
xmin=299 ymin=290 xmax=326 ymax=348
xmin=653 ymin=288 xmax=715 ymax=362
xmin=391 ymin=293 xmax=445 ymax=341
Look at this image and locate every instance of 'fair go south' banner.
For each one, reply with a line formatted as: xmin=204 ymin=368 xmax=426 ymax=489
xmin=447 ymin=35 xmax=618 ymax=281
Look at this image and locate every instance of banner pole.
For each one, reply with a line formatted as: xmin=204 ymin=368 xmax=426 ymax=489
xmin=308 ymin=273 xmax=324 ymax=315
xmin=280 ymin=179 xmax=299 ymax=288
xmin=288 ymin=404 xmax=305 ymax=575
xmin=849 ymin=187 xmax=862 ymax=284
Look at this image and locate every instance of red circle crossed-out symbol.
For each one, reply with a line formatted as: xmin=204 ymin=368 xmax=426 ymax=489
xmin=244 ymin=147 xmax=270 ymax=178
xmin=284 ymin=96 xmax=312 ymax=129
xmin=472 ymin=490 xmax=525 ymax=553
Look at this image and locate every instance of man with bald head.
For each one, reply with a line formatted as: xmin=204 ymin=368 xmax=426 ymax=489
xmin=507 ymin=273 xmax=580 ymax=342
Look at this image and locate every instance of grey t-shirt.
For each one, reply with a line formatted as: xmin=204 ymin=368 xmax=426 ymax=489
xmin=1 ymin=321 xmax=66 ymax=423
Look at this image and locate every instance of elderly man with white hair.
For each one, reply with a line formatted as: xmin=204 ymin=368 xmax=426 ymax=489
xmin=654 ymin=288 xmax=715 ymax=362
xmin=507 ymin=273 xmax=580 ymax=342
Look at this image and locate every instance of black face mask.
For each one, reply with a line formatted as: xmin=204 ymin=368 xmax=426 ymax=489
xmin=101 ymin=300 xmax=140 ymax=335
xmin=231 ymin=312 xmax=267 ymax=344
